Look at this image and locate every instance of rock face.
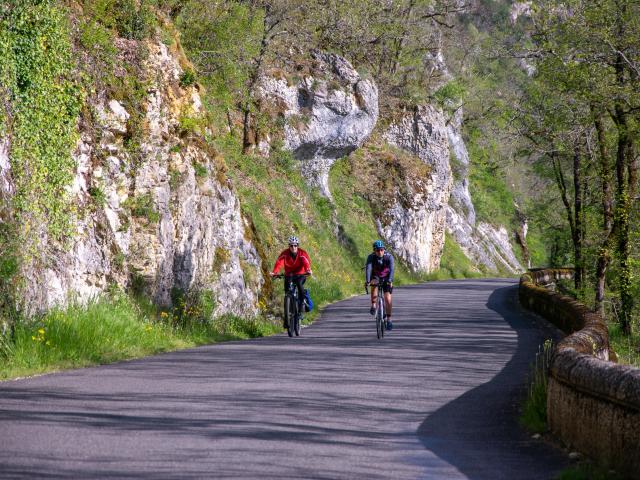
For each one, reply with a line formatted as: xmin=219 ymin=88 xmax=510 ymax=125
xmin=382 ymin=105 xmax=452 ymax=272
xmin=259 ymin=51 xmax=378 ymax=197
xmin=16 ymin=41 xmax=262 ymax=317
xmin=445 ymin=111 xmax=523 ymax=274
xmin=0 ymin=139 xmax=12 ymax=207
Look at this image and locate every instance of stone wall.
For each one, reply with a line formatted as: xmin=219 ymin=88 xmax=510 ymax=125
xmin=519 ymin=269 xmax=640 ymax=476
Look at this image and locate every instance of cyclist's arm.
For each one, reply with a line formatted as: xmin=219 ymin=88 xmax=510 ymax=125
xmin=365 ymin=258 xmax=372 ymax=284
xmin=301 ymin=255 xmax=311 ymax=274
xmin=388 ymin=255 xmax=395 ymax=283
xmin=271 ymin=254 xmax=285 ymax=276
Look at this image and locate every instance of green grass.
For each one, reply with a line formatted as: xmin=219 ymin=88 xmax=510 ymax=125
xmin=555 ymin=463 xmax=624 ymax=480
xmin=607 ymin=322 xmax=640 ymax=368
xmin=520 ymin=339 xmax=553 ymax=434
xmin=424 ymin=233 xmax=483 ymax=280
xmin=0 ymin=292 xmax=278 ymax=380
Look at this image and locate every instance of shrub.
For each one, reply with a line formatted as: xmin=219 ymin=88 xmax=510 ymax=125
xmin=88 ymin=186 xmax=107 ymax=207
xmin=126 ymin=193 xmax=160 ymax=223
xmin=180 ymin=68 xmax=197 ymax=88
xmin=194 ymin=162 xmax=208 ymax=178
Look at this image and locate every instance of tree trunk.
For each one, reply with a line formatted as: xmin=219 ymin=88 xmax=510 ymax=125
xmin=592 ymin=109 xmax=613 ymax=314
xmin=612 ymin=40 xmax=636 ymax=335
xmin=242 ymin=4 xmax=272 ymax=154
xmin=573 ymin=145 xmax=584 ymax=290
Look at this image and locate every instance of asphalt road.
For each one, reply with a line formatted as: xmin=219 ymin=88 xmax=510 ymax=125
xmin=0 ymin=279 xmax=569 ymax=479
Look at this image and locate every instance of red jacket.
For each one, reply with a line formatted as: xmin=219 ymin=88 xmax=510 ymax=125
xmin=272 ymin=248 xmax=311 ymax=275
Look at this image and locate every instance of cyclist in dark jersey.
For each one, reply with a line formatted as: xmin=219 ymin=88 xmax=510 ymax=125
xmin=365 ymin=240 xmax=395 ymax=330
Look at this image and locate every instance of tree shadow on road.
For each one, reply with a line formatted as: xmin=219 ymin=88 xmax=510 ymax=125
xmin=416 ymin=284 xmax=568 ymax=480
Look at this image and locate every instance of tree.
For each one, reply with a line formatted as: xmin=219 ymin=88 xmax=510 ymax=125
xmin=519 ymin=0 xmax=640 ymax=333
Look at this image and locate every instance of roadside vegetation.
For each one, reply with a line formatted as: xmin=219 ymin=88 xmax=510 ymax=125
xmin=556 ymin=463 xmax=624 ymax=480
xmin=1 ymin=0 xmax=592 ymax=382
xmin=520 ymin=339 xmax=553 ymax=434
xmin=0 ymin=290 xmax=278 ymax=380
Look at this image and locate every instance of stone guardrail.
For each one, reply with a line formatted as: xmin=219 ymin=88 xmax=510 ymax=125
xmin=519 ymin=269 xmax=640 ymax=477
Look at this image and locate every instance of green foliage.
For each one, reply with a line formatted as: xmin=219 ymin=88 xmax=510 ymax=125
xmin=466 ymin=126 xmax=516 ymax=229
xmin=176 ymin=1 xmax=263 ymax=124
xmin=82 ymin=0 xmax=157 ymax=40
xmin=555 ymin=463 xmax=624 ymax=480
xmin=607 ymin=321 xmax=640 ymax=367
xmin=520 ymin=339 xmax=553 ymax=434
xmin=179 ymin=68 xmax=197 ymax=88
xmin=1 ymin=0 xmax=83 ymax=242
xmin=193 ymin=162 xmax=208 ymax=178
xmin=88 ymin=186 xmax=107 ymax=207
xmin=0 ymin=291 xmax=278 ymax=379
xmin=434 ymin=79 xmax=467 ymax=112
xmin=78 ymin=17 xmax=117 ymax=71
xmin=425 ymin=234 xmax=482 ymax=280
xmin=178 ymin=112 xmax=202 ymax=135
xmin=170 ymin=287 xmax=216 ymax=326
xmin=125 ymin=193 xmax=160 ymax=223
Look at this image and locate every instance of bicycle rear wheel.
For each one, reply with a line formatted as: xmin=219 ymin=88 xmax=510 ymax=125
xmin=284 ymin=295 xmax=294 ymax=337
xmin=378 ymin=297 xmax=385 ymax=339
xmin=294 ymin=310 xmax=301 ymax=336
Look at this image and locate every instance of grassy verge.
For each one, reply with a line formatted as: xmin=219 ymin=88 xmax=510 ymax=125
xmin=0 ymin=291 xmax=278 ymax=381
xmin=520 ymin=339 xmax=553 ymax=433
xmin=424 ymin=233 xmax=483 ymax=281
xmin=555 ymin=463 xmax=624 ymax=480
xmin=607 ymin=322 xmax=640 ymax=368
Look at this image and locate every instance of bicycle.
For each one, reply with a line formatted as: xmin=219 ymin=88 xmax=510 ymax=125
xmin=273 ymin=274 xmax=310 ymax=337
xmin=365 ymin=280 xmax=387 ymax=339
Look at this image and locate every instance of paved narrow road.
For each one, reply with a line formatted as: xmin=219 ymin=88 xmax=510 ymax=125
xmin=0 ymin=279 xmax=568 ymax=479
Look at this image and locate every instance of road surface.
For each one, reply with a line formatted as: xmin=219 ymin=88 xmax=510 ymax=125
xmin=0 ymin=279 xmax=568 ymax=479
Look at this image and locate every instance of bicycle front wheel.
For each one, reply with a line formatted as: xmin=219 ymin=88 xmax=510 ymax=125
xmin=376 ymin=307 xmax=383 ymax=339
xmin=284 ymin=295 xmax=294 ymax=337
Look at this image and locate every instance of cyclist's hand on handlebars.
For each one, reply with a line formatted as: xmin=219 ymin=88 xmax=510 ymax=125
xmin=306 ymin=270 xmax=313 ymax=276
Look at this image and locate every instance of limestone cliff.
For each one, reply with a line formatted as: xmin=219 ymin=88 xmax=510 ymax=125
xmin=2 ymin=41 xmax=263 ymax=317
xmin=381 ymin=106 xmax=452 ymax=272
xmin=258 ymin=51 xmax=378 ymax=197
xmin=259 ymin=50 xmax=521 ymax=275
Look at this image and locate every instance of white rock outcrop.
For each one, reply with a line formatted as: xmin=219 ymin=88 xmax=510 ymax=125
xmin=382 ymin=105 xmax=452 ymax=272
xmin=259 ymin=51 xmax=378 ymax=197
xmin=17 ymin=41 xmax=262 ymax=317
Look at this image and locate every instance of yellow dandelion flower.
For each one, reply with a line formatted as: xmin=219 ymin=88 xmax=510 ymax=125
xmin=31 ymin=336 xmax=36 ymax=341
xmin=38 ymin=328 xmax=45 ymax=335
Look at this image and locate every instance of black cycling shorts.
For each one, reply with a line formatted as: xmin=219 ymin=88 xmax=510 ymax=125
xmin=372 ymin=278 xmax=393 ymax=293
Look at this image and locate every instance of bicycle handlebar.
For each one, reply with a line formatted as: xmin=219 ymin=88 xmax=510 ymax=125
xmin=272 ymin=273 xmax=312 ymax=279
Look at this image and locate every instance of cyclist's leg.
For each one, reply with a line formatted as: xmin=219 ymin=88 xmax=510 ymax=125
xmin=370 ymin=278 xmax=379 ymax=314
xmin=295 ymin=275 xmax=306 ymax=315
xmin=383 ymin=280 xmax=393 ymax=329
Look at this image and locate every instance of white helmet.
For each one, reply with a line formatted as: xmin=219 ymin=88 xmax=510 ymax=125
xmin=288 ymin=236 xmax=299 ymax=246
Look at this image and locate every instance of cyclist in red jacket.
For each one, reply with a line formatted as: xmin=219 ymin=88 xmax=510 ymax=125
xmin=270 ymin=236 xmax=313 ymax=328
